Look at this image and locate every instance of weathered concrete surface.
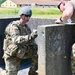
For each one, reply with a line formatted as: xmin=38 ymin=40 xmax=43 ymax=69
xmin=38 ymin=23 xmax=75 ymax=75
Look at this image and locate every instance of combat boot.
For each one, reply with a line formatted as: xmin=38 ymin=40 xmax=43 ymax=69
xmin=0 ymin=68 xmax=6 ymax=75
xmin=0 ymin=68 xmax=3 ymax=75
xmin=28 ymin=71 xmax=38 ymax=75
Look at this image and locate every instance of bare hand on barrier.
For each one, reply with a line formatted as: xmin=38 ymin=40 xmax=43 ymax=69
xmin=55 ymin=17 xmax=63 ymax=24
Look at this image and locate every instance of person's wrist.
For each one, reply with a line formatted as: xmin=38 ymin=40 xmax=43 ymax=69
xmin=60 ymin=17 xmax=63 ymax=22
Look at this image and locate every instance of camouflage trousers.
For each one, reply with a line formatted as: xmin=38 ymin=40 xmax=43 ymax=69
xmin=1 ymin=44 xmax=38 ymax=75
xmin=71 ymin=43 xmax=75 ymax=73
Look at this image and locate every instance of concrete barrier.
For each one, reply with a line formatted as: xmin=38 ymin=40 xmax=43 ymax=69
xmin=38 ymin=23 xmax=75 ymax=75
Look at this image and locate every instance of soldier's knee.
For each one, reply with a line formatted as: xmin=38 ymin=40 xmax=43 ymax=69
xmin=72 ymin=43 xmax=75 ymax=50
xmin=72 ymin=43 xmax=75 ymax=57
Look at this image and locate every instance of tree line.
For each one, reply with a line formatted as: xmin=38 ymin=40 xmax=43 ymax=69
xmin=0 ymin=0 xmax=6 ymax=6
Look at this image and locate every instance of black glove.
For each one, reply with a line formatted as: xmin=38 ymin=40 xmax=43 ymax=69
xmin=30 ymin=29 xmax=38 ymax=39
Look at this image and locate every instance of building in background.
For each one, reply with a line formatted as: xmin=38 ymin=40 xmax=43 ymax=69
xmin=1 ymin=0 xmax=59 ymax=8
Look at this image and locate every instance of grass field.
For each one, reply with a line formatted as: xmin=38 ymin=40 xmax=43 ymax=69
xmin=0 ymin=7 xmax=62 ymax=18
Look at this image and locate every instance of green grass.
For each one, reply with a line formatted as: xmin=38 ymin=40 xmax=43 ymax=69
xmin=32 ymin=8 xmax=61 ymax=15
xmin=0 ymin=7 xmax=62 ymax=18
xmin=32 ymin=8 xmax=62 ymax=18
xmin=0 ymin=7 xmax=20 ymax=14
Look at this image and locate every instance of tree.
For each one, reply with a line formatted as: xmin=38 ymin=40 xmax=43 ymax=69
xmin=0 ymin=0 xmax=6 ymax=6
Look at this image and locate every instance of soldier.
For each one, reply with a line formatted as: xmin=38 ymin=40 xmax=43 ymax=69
xmin=0 ymin=6 xmax=38 ymax=75
xmin=55 ymin=0 xmax=75 ymax=74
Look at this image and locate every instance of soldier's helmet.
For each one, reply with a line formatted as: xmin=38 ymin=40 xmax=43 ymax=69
xmin=18 ymin=6 xmax=32 ymax=17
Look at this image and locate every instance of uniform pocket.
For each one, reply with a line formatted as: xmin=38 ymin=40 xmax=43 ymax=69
xmin=7 ymin=44 xmax=18 ymax=56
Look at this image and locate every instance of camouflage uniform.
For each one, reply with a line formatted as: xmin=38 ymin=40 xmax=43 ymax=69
xmin=1 ymin=20 xmax=38 ymax=75
xmin=72 ymin=44 xmax=75 ymax=72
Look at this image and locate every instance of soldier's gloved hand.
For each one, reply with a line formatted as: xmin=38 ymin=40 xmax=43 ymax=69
xmin=30 ymin=29 xmax=38 ymax=39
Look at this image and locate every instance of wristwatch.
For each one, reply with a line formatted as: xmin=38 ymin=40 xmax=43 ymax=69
xmin=60 ymin=17 xmax=63 ymax=22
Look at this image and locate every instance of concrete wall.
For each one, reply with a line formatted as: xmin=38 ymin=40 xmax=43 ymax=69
xmin=38 ymin=23 xmax=75 ymax=75
xmin=0 ymin=18 xmax=56 ymax=65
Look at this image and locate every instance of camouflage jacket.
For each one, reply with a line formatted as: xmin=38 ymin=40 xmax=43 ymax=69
xmin=3 ymin=20 xmax=36 ymax=56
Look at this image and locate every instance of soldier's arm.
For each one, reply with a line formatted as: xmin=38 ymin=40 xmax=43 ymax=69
xmin=61 ymin=5 xmax=73 ymax=22
xmin=10 ymin=25 xmax=37 ymax=44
